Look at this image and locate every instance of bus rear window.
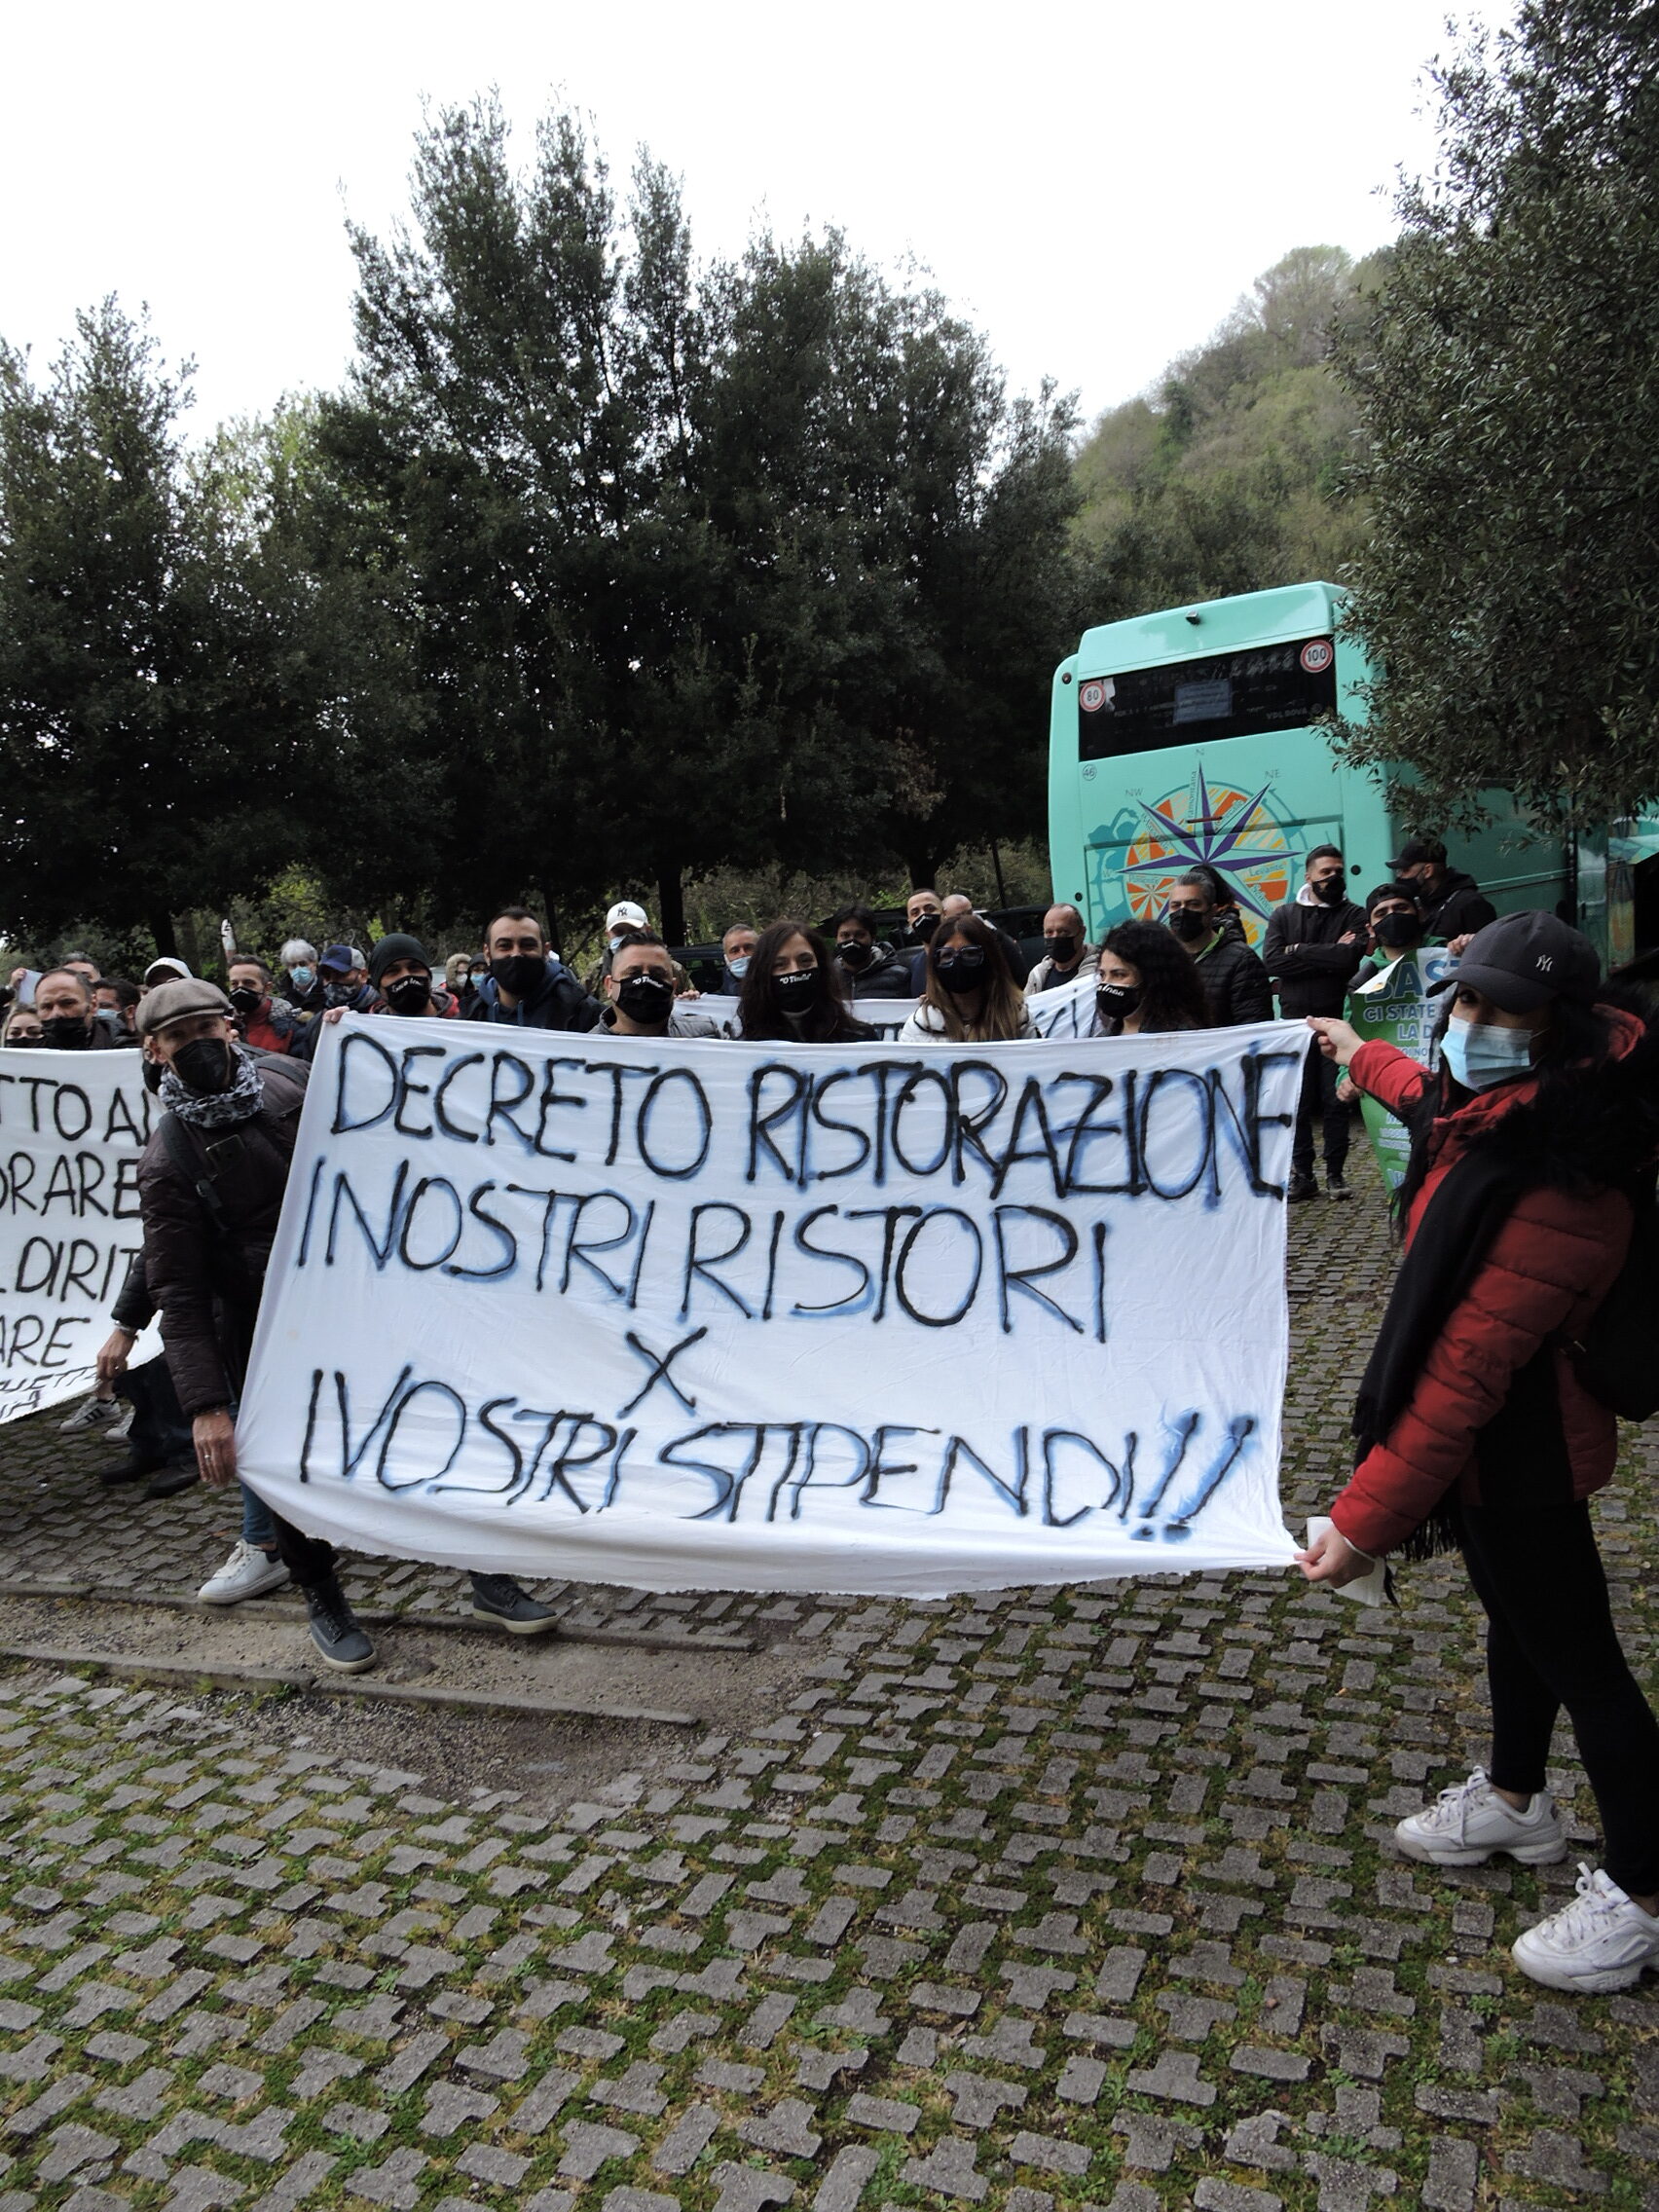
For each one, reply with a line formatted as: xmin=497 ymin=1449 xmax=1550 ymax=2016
xmin=1077 ymin=638 xmax=1337 ymax=759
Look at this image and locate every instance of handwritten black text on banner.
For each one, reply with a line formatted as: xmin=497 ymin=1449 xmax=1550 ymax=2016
xmin=237 ymin=1018 xmax=1309 ymax=1594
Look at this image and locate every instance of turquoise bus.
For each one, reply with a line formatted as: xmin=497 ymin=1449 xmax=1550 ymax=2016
xmin=1047 ymin=581 xmax=1625 ymax=960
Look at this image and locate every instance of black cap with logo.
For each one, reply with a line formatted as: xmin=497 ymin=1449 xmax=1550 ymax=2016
xmin=1388 ymin=835 xmax=1448 ymax=870
xmin=1426 ymin=909 xmax=1601 ymax=1014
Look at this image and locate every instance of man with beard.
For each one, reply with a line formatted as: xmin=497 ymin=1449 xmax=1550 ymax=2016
xmin=469 ymin=908 xmax=600 ymax=1033
xmin=1263 ymin=845 xmax=1368 ymax=1202
xmin=34 ymin=969 xmax=124 ymax=1051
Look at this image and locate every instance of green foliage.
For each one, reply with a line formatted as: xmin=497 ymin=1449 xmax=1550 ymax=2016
xmin=0 ymin=304 xmax=319 ymax=951
xmin=1332 ymin=0 xmax=1659 ymax=830
xmin=1073 ymin=245 xmax=1382 ymax=615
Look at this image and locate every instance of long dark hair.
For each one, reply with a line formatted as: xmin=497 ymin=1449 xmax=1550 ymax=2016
xmin=1392 ymin=989 xmax=1616 ymax=1225
xmin=918 ymin=913 xmax=1027 ymax=1042
xmin=1101 ymin=920 xmax=1209 ymax=1033
xmin=738 ymin=919 xmax=866 ymax=1043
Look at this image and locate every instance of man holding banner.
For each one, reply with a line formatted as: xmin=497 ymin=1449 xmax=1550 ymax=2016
xmin=132 ymin=979 xmax=379 ymax=1662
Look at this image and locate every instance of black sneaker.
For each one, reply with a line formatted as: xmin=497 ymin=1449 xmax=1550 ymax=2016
xmin=143 ymin=1459 xmax=200 ymax=1499
xmin=1286 ymin=1173 xmax=1319 ymax=1203
xmin=470 ymin=1572 xmax=560 ymax=1636
xmin=1325 ymin=1172 xmax=1351 ymax=1201
xmin=100 ymin=1450 xmax=166 ymax=1487
xmin=304 ymin=1580 xmax=377 ymax=1673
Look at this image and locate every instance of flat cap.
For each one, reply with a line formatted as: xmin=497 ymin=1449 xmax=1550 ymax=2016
xmin=135 ymin=977 xmax=234 ymax=1038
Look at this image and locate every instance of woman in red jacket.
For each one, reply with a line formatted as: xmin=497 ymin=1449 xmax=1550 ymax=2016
xmin=1301 ymin=910 xmax=1659 ymax=1993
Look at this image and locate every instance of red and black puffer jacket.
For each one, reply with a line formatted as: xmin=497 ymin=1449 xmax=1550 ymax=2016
xmin=1332 ymin=1006 xmax=1651 ymax=1558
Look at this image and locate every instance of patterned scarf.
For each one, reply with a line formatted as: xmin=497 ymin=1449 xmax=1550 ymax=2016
xmin=160 ymin=1042 xmax=266 ymax=1128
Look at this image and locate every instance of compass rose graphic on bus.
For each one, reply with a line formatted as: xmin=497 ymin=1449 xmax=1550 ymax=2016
xmin=1116 ymin=767 xmax=1298 ymax=946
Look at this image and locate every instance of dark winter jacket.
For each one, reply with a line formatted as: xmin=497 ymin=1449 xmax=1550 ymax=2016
xmin=1262 ymin=892 xmax=1368 ymax=1019
xmin=290 ymin=982 xmax=377 ymax=1061
xmin=834 ymin=942 xmax=918 ymax=1000
xmin=1192 ymin=932 xmax=1274 ymax=1026
xmin=1418 ymin=867 xmax=1497 ymax=942
xmin=468 ymin=963 xmax=601 ymax=1034
xmin=137 ymin=1060 xmax=310 ymax=1419
xmin=1333 ymin=1008 xmax=1653 ymax=1556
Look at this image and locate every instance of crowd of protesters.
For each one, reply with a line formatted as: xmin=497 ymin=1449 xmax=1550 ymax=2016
xmin=14 ymin=835 xmax=1659 ymax=1994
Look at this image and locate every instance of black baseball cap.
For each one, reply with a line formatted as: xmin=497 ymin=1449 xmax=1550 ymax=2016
xmin=1388 ymin=835 xmax=1448 ymax=869
xmin=1427 ymin=909 xmax=1600 ymax=1014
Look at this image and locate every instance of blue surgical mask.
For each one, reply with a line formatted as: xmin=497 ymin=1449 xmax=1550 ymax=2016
xmin=1442 ymin=1015 xmax=1535 ymax=1092
xmin=727 ymin=956 xmax=750 ymax=980
xmin=290 ymin=965 xmax=313 ymax=988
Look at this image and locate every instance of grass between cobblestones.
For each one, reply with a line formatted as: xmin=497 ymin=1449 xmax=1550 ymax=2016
xmin=0 ymin=1145 xmax=1655 ymax=2211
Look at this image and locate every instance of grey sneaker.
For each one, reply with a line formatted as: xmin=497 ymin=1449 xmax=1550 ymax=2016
xmin=1286 ymin=1173 xmax=1319 ymax=1203
xmin=1325 ymin=1172 xmax=1351 ymax=1201
xmin=304 ymin=1581 xmax=376 ymax=1673
xmin=470 ymin=1572 xmax=560 ymax=1636
xmin=59 ymin=1393 xmax=121 ymax=1436
xmin=1395 ymin=1767 xmax=1567 ymax=1867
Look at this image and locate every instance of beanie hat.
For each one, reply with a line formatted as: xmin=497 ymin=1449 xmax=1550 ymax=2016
xmin=368 ymin=933 xmax=431 ymax=988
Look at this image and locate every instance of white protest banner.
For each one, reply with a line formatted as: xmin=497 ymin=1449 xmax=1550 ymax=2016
xmin=0 ymin=1049 xmax=158 ymax=1420
xmin=237 ymin=1016 xmax=1309 ymax=1597
xmin=692 ymin=968 xmax=1097 ymax=1043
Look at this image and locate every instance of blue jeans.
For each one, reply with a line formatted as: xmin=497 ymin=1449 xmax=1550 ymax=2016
xmin=240 ymin=1484 xmax=276 ymax=1548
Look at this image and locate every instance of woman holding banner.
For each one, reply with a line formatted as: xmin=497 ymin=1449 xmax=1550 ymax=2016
xmin=1299 ymin=911 xmax=1659 ymax=1994
xmin=901 ymin=911 xmax=1035 ymax=1045
xmin=1089 ymin=921 xmax=1210 ymax=1038
xmin=738 ymin=921 xmax=878 ymax=1045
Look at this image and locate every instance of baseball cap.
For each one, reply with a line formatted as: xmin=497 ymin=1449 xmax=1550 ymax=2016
xmin=1387 ymin=835 xmax=1448 ymax=870
xmin=606 ymin=901 xmax=650 ymax=932
xmin=319 ymin=944 xmax=356 ymax=974
xmin=1427 ymin=909 xmax=1600 ymax=1014
xmin=142 ymin=956 xmax=193 ymax=987
xmin=135 ymin=978 xmax=234 ymax=1038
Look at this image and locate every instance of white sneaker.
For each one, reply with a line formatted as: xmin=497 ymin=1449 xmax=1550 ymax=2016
xmin=1513 ymin=1862 xmax=1659 ymax=1992
xmin=1394 ymin=1767 xmax=1568 ymax=1866
xmin=198 ymin=1540 xmax=290 ymax=1605
xmin=59 ymin=1394 xmax=121 ymax=1436
xmin=104 ymin=1403 xmax=134 ymax=1444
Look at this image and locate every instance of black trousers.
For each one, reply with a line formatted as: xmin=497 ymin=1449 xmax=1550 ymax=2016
xmin=1292 ymin=1046 xmax=1349 ymax=1179
xmin=1458 ymin=1500 xmax=1659 ymax=1897
xmin=270 ymin=1512 xmax=336 ymax=1591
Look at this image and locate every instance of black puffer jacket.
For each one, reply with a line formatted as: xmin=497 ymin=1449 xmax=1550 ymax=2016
xmin=835 ymin=942 xmax=917 ymax=1000
xmin=137 ymin=1061 xmax=309 ymax=1419
xmin=468 ymin=965 xmax=601 ymax=1033
xmin=1419 ymin=868 xmax=1496 ymax=942
xmin=1262 ymin=894 xmax=1368 ymax=1018
xmin=1193 ymin=933 xmax=1274 ymax=1025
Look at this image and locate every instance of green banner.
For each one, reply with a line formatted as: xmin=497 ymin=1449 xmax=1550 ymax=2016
xmin=1346 ymin=948 xmax=1456 ymax=1193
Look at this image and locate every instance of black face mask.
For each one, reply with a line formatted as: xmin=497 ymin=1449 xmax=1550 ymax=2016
xmin=385 ymin=975 xmax=432 ymax=1016
xmin=1096 ymin=980 xmax=1141 ymax=1018
xmin=1373 ymin=912 xmax=1419 ymax=949
xmin=616 ymin=973 xmax=674 ymax=1025
xmin=1044 ymin=933 xmax=1082 ymax=966
xmin=1167 ymin=909 xmax=1209 ymax=942
xmin=41 ymin=1014 xmax=92 ymax=1050
xmin=1311 ymin=876 xmax=1346 ymax=904
xmin=141 ymin=1054 xmax=163 ymax=1092
xmin=229 ymin=985 xmax=262 ymax=1015
xmin=773 ymin=968 xmax=824 ymax=1011
xmin=172 ymin=1037 xmax=236 ymax=1095
xmin=837 ymin=940 xmax=873 ymax=970
xmin=491 ymin=954 xmax=545 ymax=1000
xmin=909 ymin=913 xmax=940 ymax=942
xmin=936 ymin=948 xmax=987 ymax=995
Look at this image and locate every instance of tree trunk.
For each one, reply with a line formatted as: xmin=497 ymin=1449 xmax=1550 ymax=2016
xmin=657 ymin=867 xmax=686 ymax=948
xmin=150 ymin=910 xmax=178 ymax=959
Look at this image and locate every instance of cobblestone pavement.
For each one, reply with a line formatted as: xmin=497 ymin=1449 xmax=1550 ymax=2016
xmin=1 ymin=1148 xmax=1657 ymax=2211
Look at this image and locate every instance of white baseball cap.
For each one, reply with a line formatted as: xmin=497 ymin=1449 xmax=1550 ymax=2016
xmin=606 ymin=901 xmax=650 ymax=932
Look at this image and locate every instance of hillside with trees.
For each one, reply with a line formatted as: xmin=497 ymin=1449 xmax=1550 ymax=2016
xmin=1071 ymin=244 xmax=1386 ymax=614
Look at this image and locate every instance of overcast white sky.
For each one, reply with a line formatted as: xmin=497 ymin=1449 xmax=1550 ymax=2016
xmin=4 ymin=1 xmax=1491 ymax=437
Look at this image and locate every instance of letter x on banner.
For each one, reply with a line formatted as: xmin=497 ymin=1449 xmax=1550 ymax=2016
xmin=236 ymin=1016 xmax=1311 ymax=1597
